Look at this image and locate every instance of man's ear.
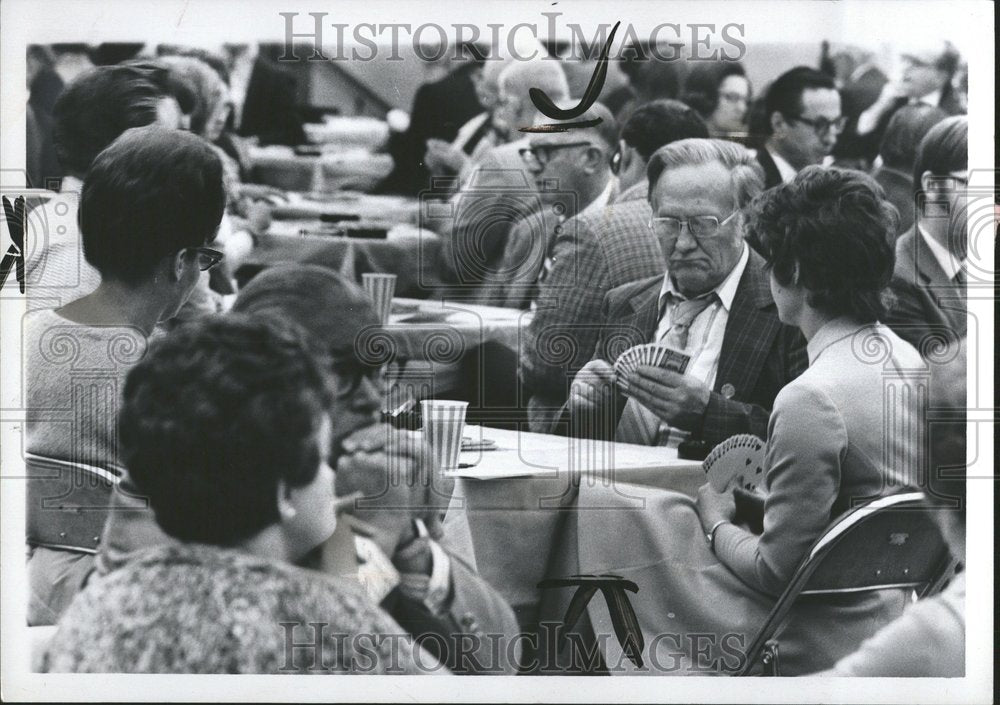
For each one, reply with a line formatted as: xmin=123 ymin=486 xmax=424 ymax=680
xmin=920 ymin=170 xmax=935 ymax=193
xmin=620 ymin=141 xmax=635 ymax=171
xmin=769 ymin=111 xmax=786 ymax=134
xmin=583 ymin=145 xmax=605 ymax=173
xmin=172 ymin=250 xmax=189 ymax=282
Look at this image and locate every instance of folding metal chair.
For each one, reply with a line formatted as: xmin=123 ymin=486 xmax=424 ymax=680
xmin=25 ymin=454 xmax=127 ymax=554
xmin=734 ymin=490 xmax=958 ymax=676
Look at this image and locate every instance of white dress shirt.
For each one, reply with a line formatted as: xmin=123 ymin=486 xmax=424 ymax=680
xmin=651 ymin=242 xmax=750 ymax=444
xmin=918 ymin=223 xmax=966 ymax=280
xmin=767 ymin=148 xmax=798 ymax=184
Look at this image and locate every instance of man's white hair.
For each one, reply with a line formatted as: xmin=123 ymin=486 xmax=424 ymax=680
xmin=498 ymin=59 xmax=569 ymax=103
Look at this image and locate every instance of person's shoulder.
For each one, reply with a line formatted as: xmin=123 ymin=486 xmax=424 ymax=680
xmin=605 ymin=275 xmax=660 ymax=311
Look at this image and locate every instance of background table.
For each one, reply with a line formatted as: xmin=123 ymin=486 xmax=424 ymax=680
xmin=441 ymin=425 xmax=704 ymax=668
xmin=381 ymin=301 xmax=531 ymax=423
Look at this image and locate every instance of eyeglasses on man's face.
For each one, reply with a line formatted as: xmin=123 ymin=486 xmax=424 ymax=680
xmin=648 ymin=211 xmax=740 ymax=242
xmin=786 ymin=114 xmax=847 ymax=137
xmin=188 ymin=246 xmax=224 ymax=271
xmin=519 ymin=141 xmax=593 ymax=169
xmin=329 ymin=351 xmax=385 ymax=401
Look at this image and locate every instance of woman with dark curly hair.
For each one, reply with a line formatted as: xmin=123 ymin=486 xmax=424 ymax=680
xmin=680 ymin=62 xmax=752 ymax=141
xmin=43 ymin=315 xmax=440 ymax=674
xmin=583 ymin=167 xmax=927 ymax=675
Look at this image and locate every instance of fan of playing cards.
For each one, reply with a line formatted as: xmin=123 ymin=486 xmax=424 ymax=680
xmin=703 ymin=433 xmax=767 ymax=495
xmin=613 ymin=343 xmax=691 ymax=395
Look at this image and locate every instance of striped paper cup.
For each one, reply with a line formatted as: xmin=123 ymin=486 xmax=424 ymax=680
xmin=361 ymin=273 xmax=396 ymax=324
xmin=420 ymin=400 xmax=468 ymax=470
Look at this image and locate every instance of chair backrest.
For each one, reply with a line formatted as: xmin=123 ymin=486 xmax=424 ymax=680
xmin=737 ymin=491 xmax=957 ymax=675
xmin=26 ymin=454 xmax=126 ymax=554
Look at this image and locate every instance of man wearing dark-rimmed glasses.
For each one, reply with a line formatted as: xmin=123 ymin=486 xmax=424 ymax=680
xmin=567 ymin=138 xmax=806 ymax=452
xmin=756 ymin=66 xmax=842 ymax=189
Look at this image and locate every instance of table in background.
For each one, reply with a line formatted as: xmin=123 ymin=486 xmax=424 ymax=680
xmin=441 ymin=425 xmax=704 ymax=664
xmin=381 ymin=300 xmax=531 ymax=417
xmin=248 ymin=146 xmax=393 ymax=193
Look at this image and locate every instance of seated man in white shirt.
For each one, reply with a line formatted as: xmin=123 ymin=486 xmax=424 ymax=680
xmin=754 ymin=66 xmax=843 ymax=189
xmin=565 ymin=138 xmax=806 ymax=452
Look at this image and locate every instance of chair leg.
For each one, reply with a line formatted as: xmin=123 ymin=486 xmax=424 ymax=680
xmin=760 ymin=639 xmax=780 ymax=676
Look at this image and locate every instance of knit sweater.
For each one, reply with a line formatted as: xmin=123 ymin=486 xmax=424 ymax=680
xmin=43 ymin=542 xmax=447 ymax=674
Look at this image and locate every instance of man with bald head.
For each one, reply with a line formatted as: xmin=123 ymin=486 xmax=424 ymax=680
xmin=429 ymin=59 xmax=571 ymax=292
xmin=480 ymin=102 xmax=618 ymax=307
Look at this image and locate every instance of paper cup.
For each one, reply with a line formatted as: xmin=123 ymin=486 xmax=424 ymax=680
xmin=421 ymin=400 xmax=468 ymax=470
xmin=362 ymin=273 xmax=396 ymax=324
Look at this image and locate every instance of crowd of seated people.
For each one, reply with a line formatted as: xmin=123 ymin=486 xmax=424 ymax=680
xmin=22 ymin=33 xmax=971 ymax=677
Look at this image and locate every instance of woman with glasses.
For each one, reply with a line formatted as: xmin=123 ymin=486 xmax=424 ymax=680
xmin=43 ymin=315 xmax=436 ymax=673
xmin=25 ymin=126 xmax=226 ymax=625
xmin=681 ymin=62 xmax=752 ymax=142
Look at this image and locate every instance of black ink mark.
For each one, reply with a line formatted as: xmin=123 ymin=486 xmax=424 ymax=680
xmin=521 ymin=20 xmax=621 ymax=134
xmin=0 ymin=195 xmax=26 ymax=294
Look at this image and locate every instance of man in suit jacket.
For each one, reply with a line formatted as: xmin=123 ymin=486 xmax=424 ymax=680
xmin=428 ymin=60 xmax=570 ymax=293
xmin=566 ymin=139 xmax=806 ymax=450
xmin=237 ymin=46 xmax=306 ymax=147
xmin=521 ymin=100 xmax=710 ymax=431
xmin=885 ymin=115 xmax=969 ymax=354
xmin=479 ymin=102 xmax=618 ymax=308
xmin=754 ymin=67 xmax=842 ymax=190
xmin=853 ymin=44 xmax=964 ymax=166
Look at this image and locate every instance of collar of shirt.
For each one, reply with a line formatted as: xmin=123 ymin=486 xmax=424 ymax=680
xmin=767 ymin=148 xmax=798 ymax=183
xmin=806 ymin=316 xmax=872 ymax=365
xmin=917 ymin=222 xmax=965 ymax=280
xmin=658 ymin=241 xmax=749 ymax=317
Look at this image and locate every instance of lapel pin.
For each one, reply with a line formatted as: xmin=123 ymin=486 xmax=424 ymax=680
xmin=721 ymin=383 xmax=736 ymax=399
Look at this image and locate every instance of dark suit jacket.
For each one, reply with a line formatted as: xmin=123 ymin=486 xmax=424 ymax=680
xmin=884 ymin=226 xmax=967 ymax=351
xmin=379 ymin=62 xmax=484 ymax=197
xmin=755 ymin=148 xmax=784 ymax=190
xmin=567 ymin=248 xmax=807 ymax=446
xmin=238 ymin=56 xmax=306 ymax=146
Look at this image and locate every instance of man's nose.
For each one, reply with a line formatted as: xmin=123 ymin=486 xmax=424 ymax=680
xmin=673 ymin=223 xmax=700 ymax=252
xmin=352 ymin=372 xmax=386 ymax=413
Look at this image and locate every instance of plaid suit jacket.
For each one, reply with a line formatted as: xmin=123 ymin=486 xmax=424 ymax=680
xmin=521 ymin=181 xmax=666 ymax=429
xmin=564 ymin=247 xmax=807 ymax=446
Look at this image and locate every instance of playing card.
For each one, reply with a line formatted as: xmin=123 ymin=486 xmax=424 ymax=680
xmin=614 ymin=344 xmax=691 ymax=394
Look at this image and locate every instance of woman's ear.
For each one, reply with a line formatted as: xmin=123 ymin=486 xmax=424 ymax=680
xmin=276 ymin=479 xmax=297 ymax=521
xmin=769 ymin=110 xmax=785 ymax=134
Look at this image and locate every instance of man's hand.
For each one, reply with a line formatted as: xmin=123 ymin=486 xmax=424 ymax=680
xmin=336 ymin=424 xmax=441 ymax=558
xmin=627 ymin=366 xmax=711 ymax=431
xmin=568 ymin=359 xmax=617 ymax=415
xmin=425 ymin=138 xmax=468 ymax=176
xmin=696 ymin=483 xmax=736 ymax=533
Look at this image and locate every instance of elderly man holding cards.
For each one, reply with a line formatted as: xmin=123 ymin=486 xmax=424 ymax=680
xmin=566 ymin=138 xmax=806 ymax=454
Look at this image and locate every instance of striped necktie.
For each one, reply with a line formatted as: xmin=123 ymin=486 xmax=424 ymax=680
xmin=616 ymin=293 xmax=716 ymax=446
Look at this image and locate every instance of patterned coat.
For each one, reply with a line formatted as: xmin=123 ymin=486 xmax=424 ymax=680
xmin=521 ymin=181 xmax=666 ymax=430
xmin=43 ymin=543 xmax=445 ymax=674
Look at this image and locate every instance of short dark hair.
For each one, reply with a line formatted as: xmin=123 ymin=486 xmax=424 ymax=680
xmin=620 ymin=99 xmax=709 ymax=162
xmin=119 ymin=315 xmax=335 ymax=545
xmin=912 ymin=115 xmax=968 ymax=185
xmin=879 ymin=104 xmax=949 ymax=171
xmin=760 ymin=66 xmax=838 ymax=136
xmin=79 ymin=126 xmax=226 ymax=284
xmin=681 ymin=62 xmax=749 ymax=119
xmin=746 ymin=166 xmax=898 ymax=323
xmin=52 ymin=64 xmax=166 ymax=175
xmin=619 ymin=41 xmax=686 ymax=100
